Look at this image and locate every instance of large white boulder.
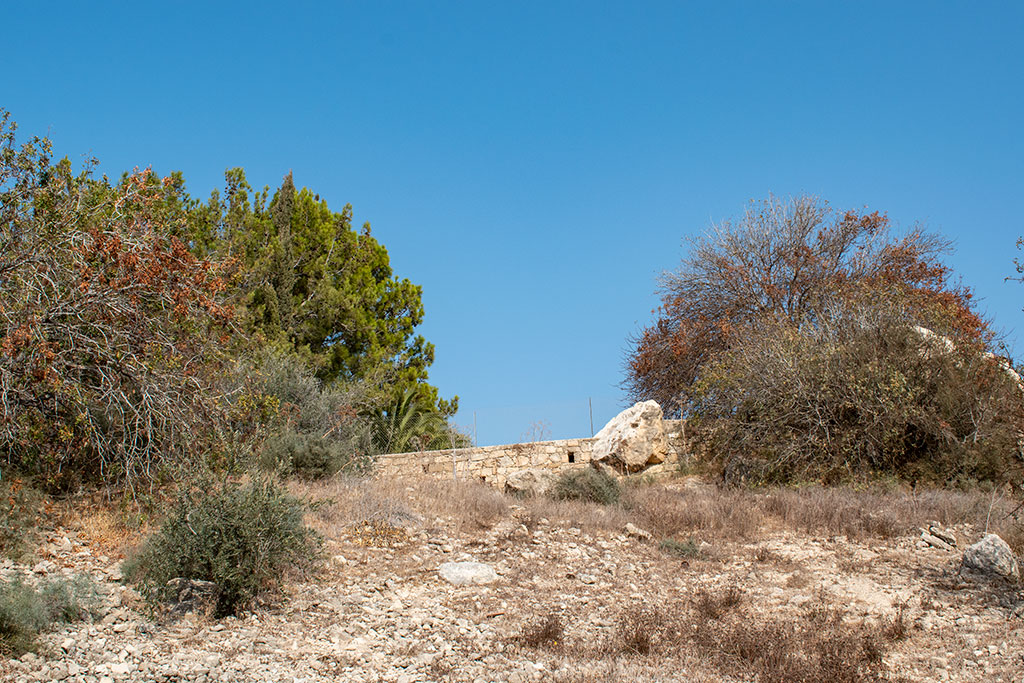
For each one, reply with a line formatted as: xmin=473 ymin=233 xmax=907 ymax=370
xmin=960 ymin=534 xmax=1020 ymax=581
xmin=592 ymin=401 xmax=668 ymax=473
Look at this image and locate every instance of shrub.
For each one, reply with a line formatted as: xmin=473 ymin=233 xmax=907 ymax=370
xmin=692 ymin=312 xmax=1023 ymax=485
xmin=259 ymin=429 xmax=370 ymax=479
xmin=0 ymin=574 xmax=100 ymax=655
xmin=233 ymin=349 xmax=374 ymax=478
xmin=551 ymin=468 xmax=621 ymax=505
xmin=124 ymin=477 xmax=320 ymax=616
xmin=0 ymin=114 xmax=238 ymax=491
xmin=626 ymin=195 xmax=1018 ymax=486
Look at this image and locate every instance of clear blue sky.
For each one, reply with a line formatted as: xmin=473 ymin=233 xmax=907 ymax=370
xmin=5 ymin=2 xmax=1023 ymax=445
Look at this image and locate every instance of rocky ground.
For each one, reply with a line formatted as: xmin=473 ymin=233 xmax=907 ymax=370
xmin=3 ymin=476 xmax=1024 ymax=683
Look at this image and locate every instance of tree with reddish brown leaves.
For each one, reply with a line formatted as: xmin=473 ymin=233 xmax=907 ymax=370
xmin=627 ymin=196 xmax=988 ymax=413
xmin=0 ymin=111 xmax=238 ymax=491
xmin=626 ymin=196 xmax=1020 ymax=484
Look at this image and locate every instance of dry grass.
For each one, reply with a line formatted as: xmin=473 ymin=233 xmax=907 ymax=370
xmin=295 ymin=475 xmax=509 ymax=536
xmin=623 ymin=485 xmax=763 ymax=541
xmin=584 ymin=589 xmax=892 ymax=683
xmin=515 ymin=497 xmax=634 ymax=534
xmin=297 ymin=473 xmax=1023 ymax=556
xmin=56 ymin=497 xmax=153 ymax=558
xmin=514 ymin=613 xmax=564 ymax=650
xmin=620 ymin=480 xmax=1024 ymax=549
xmin=692 ymin=585 xmax=743 ymax=620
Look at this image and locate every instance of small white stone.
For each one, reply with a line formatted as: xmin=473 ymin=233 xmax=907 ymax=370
xmin=109 ymin=662 xmax=133 ymax=676
xmin=438 ymin=562 xmax=498 ymax=586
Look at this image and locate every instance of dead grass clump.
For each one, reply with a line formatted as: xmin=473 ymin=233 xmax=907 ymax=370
xmin=57 ymin=495 xmax=155 ymax=559
xmin=688 ymin=606 xmax=887 ymax=683
xmin=293 ymin=477 xmax=418 ymax=537
xmin=759 ymin=484 xmax=1021 ymax=543
xmin=515 ymin=614 xmax=564 ymax=650
xmin=407 ymin=478 xmax=509 ymax=529
xmin=659 ymin=538 xmax=701 ymax=559
xmin=881 ymin=602 xmax=909 ymax=642
xmin=349 ymin=520 xmax=408 ymax=547
xmin=623 ymin=486 xmax=762 ymax=541
xmin=517 ymin=496 xmax=634 ymax=534
xmin=693 ymin=585 xmax=743 ymax=620
xmin=759 ymin=487 xmax=901 ymax=540
xmin=593 ymin=592 xmax=889 ymax=681
xmin=751 ymin=546 xmax=797 ymax=569
xmin=998 ymin=521 xmax=1024 ymax=555
xmin=610 ymin=606 xmax=665 ymax=656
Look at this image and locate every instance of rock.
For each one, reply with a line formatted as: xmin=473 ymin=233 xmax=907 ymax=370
xmin=109 ymin=662 xmax=133 ymax=676
xmin=31 ymin=560 xmax=54 ymax=574
xmin=591 ymin=401 xmax=668 ymax=473
xmin=960 ymin=534 xmax=1020 ymax=581
xmin=625 ymin=523 xmax=652 ymax=541
xmin=504 ymin=469 xmax=556 ymax=498
xmin=928 ymin=523 xmax=957 ymax=547
xmin=438 ymin=561 xmax=499 ymax=586
xmin=165 ymin=577 xmax=220 ymax=616
xmin=920 ymin=531 xmax=954 ymax=551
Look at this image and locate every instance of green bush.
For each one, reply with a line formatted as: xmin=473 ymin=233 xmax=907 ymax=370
xmin=659 ymin=538 xmax=702 ymax=558
xmin=551 ymin=468 xmax=622 ymax=505
xmin=259 ymin=429 xmax=370 ymax=479
xmin=124 ymin=478 xmax=320 ymax=616
xmin=0 ymin=574 xmax=100 ymax=655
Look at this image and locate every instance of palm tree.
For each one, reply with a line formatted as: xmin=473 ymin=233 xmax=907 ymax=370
xmin=368 ymin=389 xmax=447 ymax=454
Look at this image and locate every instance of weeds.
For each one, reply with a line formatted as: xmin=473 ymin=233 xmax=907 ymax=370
xmin=882 ymin=602 xmax=909 ymax=641
xmin=0 ymin=478 xmax=45 ymax=559
xmin=586 ymin=588 xmax=889 ymax=682
xmin=0 ymin=574 xmax=100 ymax=655
xmin=624 ymin=486 xmax=761 ymax=540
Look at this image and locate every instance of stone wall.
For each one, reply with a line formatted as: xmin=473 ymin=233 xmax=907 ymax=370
xmin=375 ymin=418 xmax=688 ymax=489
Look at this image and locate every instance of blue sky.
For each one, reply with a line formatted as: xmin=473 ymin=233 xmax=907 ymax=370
xmin=5 ymin=2 xmax=1023 ymax=445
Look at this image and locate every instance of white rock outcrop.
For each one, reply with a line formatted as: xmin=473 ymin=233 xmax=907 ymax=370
xmin=591 ymin=401 xmax=668 ymax=473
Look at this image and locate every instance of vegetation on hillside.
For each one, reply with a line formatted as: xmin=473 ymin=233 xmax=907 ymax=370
xmin=626 ymin=196 xmax=1023 ymax=485
xmin=0 ymin=109 xmax=460 ymax=492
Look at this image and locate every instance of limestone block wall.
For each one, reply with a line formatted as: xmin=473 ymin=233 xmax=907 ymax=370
xmin=375 ymin=437 xmax=596 ymax=489
xmin=375 ymin=420 xmax=690 ymax=489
